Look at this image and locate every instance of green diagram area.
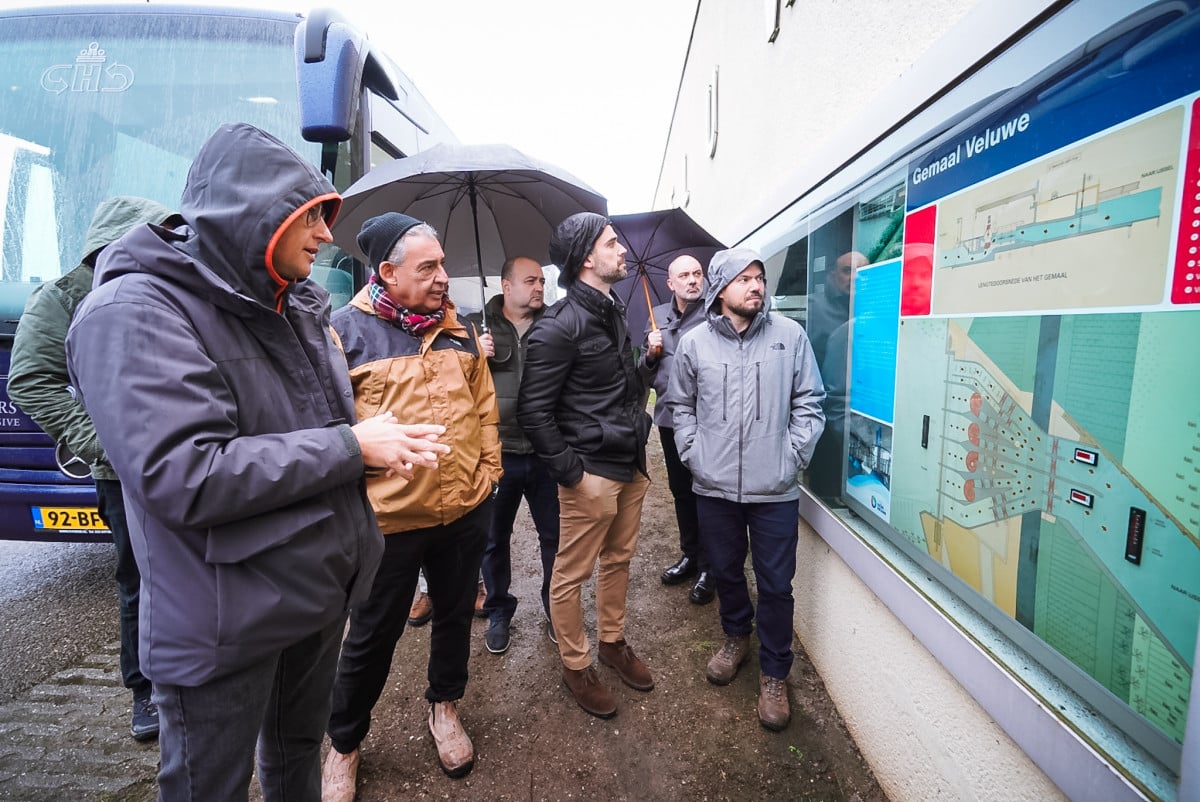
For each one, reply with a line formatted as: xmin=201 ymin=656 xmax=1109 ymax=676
xmin=890 ymin=311 xmax=1200 ymax=744
xmin=1034 ymin=518 xmax=1188 ymax=742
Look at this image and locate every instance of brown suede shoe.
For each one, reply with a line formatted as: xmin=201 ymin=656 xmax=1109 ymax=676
xmin=408 ymin=592 xmax=433 ymax=627
xmin=705 ymin=635 xmax=750 ymax=686
xmin=758 ymin=674 xmax=791 ymax=731
xmin=562 ymin=665 xmax=617 ymax=718
xmin=597 ymin=639 xmax=654 ymax=691
xmin=428 ymin=701 xmax=474 ymax=778
xmin=474 ymin=582 xmax=487 ymax=618
xmin=321 ymin=746 xmax=358 ymax=802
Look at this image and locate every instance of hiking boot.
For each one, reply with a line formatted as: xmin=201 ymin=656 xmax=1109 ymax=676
xmin=758 ymin=674 xmax=791 ymax=731
xmin=130 ymin=692 xmax=159 ymax=742
xmin=321 ymin=746 xmax=359 ymax=802
xmin=705 ymin=635 xmax=750 ymax=686
xmin=485 ymin=618 xmax=510 ymax=654
xmin=408 ymin=592 xmax=433 ymax=627
xmin=474 ymin=583 xmax=487 ymax=618
xmin=597 ymin=639 xmax=654 ymax=691
xmin=428 ymin=701 xmax=474 ymax=778
xmin=562 ymin=665 xmax=617 ymax=718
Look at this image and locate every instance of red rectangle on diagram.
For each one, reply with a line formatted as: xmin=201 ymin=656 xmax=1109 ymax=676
xmin=1069 ymin=489 xmax=1094 ymax=508
xmin=1073 ymin=448 xmax=1098 ymax=466
xmin=901 ymin=205 xmax=937 ymax=316
xmin=1172 ymin=98 xmax=1200 ymax=304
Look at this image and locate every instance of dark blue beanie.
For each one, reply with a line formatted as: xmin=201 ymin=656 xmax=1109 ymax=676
xmin=357 ymin=212 xmax=424 ymax=272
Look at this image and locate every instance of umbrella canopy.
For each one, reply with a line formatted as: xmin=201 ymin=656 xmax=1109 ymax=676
xmin=610 ymin=207 xmax=725 ymax=343
xmin=331 ymin=143 xmax=607 ymax=306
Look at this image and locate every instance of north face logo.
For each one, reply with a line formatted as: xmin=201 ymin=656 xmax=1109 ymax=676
xmin=770 ymin=342 xmax=786 ymax=350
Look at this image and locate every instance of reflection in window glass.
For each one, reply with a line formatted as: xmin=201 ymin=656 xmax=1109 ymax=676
xmin=0 ymin=13 xmax=304 ymax=289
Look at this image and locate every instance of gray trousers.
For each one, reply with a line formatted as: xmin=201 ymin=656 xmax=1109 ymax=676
xmin=153 ymin=615 xmax=345 ymax=802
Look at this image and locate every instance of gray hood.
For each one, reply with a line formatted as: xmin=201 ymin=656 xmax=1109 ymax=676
xmin=703 ymin=247 xmax=772 ymax=315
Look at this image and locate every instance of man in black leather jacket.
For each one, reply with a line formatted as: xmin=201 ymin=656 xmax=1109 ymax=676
xmin=517 ymin=213 xmax=653 ymax=720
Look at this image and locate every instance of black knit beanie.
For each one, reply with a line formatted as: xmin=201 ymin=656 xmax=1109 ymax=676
xmin=357 ymin=212 xmax=424 ymax=273
xmin=549 ymin=212 xmax=609 ymax=288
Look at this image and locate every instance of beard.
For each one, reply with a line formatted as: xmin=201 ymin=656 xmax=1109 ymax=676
xmin=594 ymin=258 xmax=628 ymax=285
xmin=725 ymin=295 xmax=763 ymax=319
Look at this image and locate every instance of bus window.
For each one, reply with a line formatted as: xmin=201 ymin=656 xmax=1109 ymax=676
xmin=0 ymin=5 xmax=455 ymax=542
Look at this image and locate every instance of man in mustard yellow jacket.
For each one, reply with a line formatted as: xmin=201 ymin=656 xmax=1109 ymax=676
xmin=323 ymin=213 xmax=501 ymax=795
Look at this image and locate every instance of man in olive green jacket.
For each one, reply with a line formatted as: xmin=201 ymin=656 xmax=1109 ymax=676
xmin=7 ymin=195 xmax=177 ymax=741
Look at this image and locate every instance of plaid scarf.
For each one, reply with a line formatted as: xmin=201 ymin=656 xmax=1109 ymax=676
xmin=367 ymin=274 xmax=446 ymax=336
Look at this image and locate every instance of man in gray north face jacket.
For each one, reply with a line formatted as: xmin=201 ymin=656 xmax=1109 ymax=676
xmin=65 ymin=123 xmax=449 ymax=801
xmin=667 ymin=247 xmax=824 ymax=734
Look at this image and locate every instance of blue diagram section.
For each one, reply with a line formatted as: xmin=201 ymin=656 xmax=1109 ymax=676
xmin=851 ymin=260 xmax=901 ymax=423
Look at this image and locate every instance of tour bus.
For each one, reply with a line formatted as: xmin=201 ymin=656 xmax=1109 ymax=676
xmin=0 ymin=3 xmax=457 ymax=542
xmin=661 ymin=0 xmax=1199 ymax=797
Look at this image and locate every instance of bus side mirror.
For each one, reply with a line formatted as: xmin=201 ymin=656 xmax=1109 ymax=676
xmin=295 ymin=8 xmax=401 ymax=143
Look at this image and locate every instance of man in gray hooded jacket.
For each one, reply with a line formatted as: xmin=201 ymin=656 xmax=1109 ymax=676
xmin=668 ymin=248 xmax=825 ymax=732
xmin=9 ymin=195 xmax=177 ymax=743
xmin=65 ymin=123 xmax=448 ymax=801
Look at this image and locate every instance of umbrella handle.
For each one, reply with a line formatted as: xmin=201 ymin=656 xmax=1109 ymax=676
xmin=640 ymin=272 xmax=662 ymax=361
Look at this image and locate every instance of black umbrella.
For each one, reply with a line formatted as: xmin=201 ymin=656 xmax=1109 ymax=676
xmin=331 ymin=143 xmax=607 ymax=325
xmin=610 ymin=207 xmax=725 ymax=344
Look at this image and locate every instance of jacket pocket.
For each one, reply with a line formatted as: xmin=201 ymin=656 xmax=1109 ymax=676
xmin=205 ymin=500 xmax=335 ymax=564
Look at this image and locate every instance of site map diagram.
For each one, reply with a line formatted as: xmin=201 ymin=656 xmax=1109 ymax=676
xmin=890 ymin=312 xmax=1199 ymax=742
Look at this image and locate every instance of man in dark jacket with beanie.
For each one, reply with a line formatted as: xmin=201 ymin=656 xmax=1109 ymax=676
xmin=518 ymin=212 xmax=654 ymax=719
xmin=65 ymin=123 xmax=449 ymax=801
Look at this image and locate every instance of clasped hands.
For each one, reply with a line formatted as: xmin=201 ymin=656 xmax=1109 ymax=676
xmin=352 ymin=410 xmax=450 ymax=480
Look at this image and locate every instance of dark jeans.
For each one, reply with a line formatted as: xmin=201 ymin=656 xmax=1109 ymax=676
xmin=94 ymin=479 xmax=150 ymax=699
xmin=696 ymin=495 xmax=799 ymax=679
xmin=659 ymin=426 xmax=707 ymax=571
xmin=328 ymin=499 xmax=490 ymax=754
xmin=482 ymin=452 xmax=559 ymax=624
xmin=155 ymin=614 xmax=345 ymax=802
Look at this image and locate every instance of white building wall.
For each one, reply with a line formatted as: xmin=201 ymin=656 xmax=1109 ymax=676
xmin=655 ymin=0 xmax=981 ymax=247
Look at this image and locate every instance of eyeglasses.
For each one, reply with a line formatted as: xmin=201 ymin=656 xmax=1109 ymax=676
xmin=303 ymin=205 xmax=324 ymax=228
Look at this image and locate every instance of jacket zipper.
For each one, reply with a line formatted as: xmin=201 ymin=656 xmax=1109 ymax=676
xmin=737 ymin=338 xmax=744 ymax=500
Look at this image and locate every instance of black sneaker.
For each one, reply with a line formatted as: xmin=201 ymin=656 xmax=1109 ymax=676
xmin=546 ymin=618 xmax=558 ymax=645
xmin=485 ymin=618 xmax=510 ymax=654
xmin=130 ymin=694 xmax=159 ymax=742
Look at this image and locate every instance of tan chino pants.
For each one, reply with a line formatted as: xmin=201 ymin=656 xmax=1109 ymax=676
xmin=549 ymin=471 xmax=650 ymax=670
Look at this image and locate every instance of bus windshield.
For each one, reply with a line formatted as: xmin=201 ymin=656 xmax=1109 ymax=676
xmin=0 ymin=8 xmax=317 ymax=303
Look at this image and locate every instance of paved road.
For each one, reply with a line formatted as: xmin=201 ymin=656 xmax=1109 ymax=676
xmin=0 ymin=542 xmax=119 ymax=700
xmin=0 ymin=541 xmax=157 ymax=800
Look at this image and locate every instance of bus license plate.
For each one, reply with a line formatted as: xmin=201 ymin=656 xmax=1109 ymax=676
xmin=31 ymin=506 xmax=109 ymax=532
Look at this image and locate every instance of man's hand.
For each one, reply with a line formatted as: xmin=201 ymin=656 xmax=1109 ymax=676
xmin=479 ymin=331 xmax=495 ymax=358
xmin=645 ymin=329 xmax=663 ymax=362
xmin=351 ymin=411 xmax=450 ymax=480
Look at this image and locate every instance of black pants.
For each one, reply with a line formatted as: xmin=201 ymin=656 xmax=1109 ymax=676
xmin=659 ymin=426 xmax=707 ymax=571
xmin=94 ymin=479 xmax=151 ymax=698
xmin=482 ymin=452 xmax=560 ymax=624
xmin=327 ymin=499 xmax=490 ymax=754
